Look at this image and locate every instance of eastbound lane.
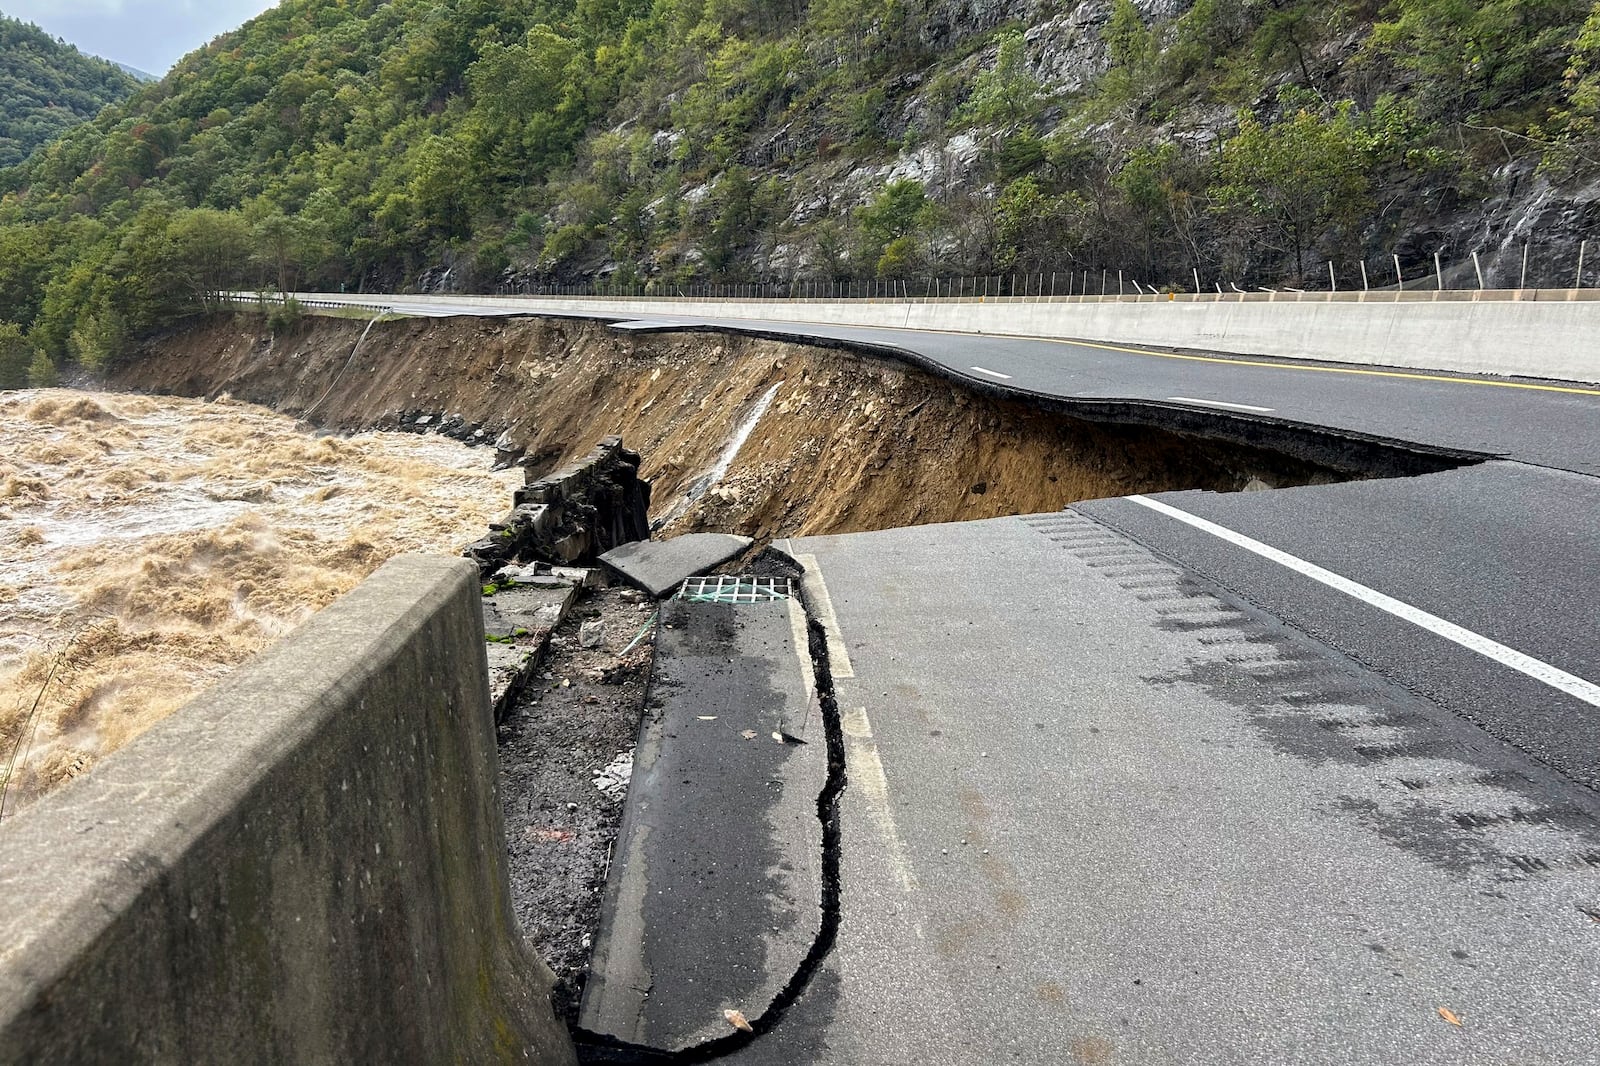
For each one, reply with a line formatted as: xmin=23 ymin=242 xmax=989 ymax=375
xmin=733 ymin=517 xmax=1600 ymax=1065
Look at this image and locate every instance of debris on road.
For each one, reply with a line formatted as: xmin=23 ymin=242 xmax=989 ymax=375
xmin=599 ymin=532 xmax=755 ymax=597
xmin=593 ymin=752 xmax=632 ymax=801
xmin=496 ymin=585 xmax=656 ymax=1024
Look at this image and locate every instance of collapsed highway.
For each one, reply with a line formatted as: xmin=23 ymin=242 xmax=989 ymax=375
xmin=130 ymin=298 xmax=1600 ymax=1062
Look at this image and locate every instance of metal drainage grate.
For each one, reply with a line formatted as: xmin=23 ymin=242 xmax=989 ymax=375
xmin=677 ymin=575 xmax=793 ymax=604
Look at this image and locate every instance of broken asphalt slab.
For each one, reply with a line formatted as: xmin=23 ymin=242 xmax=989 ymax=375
xmin=599 ymin=533 xmax=754 ymax=598
xmin=482 ymin=582 xmax=580 ymax=721
xmin=579 ymin=583 xmax=825 ymax=1052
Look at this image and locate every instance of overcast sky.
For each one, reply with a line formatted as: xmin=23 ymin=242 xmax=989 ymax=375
xmin=4 ymin=1 xmax=280 ymax=76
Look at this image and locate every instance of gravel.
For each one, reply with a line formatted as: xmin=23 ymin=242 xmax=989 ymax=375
xmin=495 ymin=585 xmax=658 ymax=1022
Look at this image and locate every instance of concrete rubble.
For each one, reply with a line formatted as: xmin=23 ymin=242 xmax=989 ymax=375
xmin=482 ymin=567 xmax=591 ymax=721
xmin=466 ymin=435 xmax=652 ymax=576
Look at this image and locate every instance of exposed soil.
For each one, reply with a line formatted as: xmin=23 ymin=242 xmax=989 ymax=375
xmin=115 ymin=314 xmax=1361 ymax=543
xmin=497 ymin=584 xmax=658 ymax=1023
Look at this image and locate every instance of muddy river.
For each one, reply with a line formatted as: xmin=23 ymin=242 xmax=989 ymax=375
xmin=0 ymin=388 xmax=517 ymax=813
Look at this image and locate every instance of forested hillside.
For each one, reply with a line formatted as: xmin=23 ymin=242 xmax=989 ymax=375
xmin=6 ymin=0 xmax=1600 ymax=387
xmin=0 ymin=14 xmax=139 ymax=167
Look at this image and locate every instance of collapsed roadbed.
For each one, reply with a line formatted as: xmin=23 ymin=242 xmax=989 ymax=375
xmin=119 ymin=315 xmax=1475 ymax=552
xmin=109 ymin=310 xmax=1530 ymax=1062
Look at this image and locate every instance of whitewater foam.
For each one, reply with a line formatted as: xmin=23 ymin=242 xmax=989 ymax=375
xmin=0 ymin=389 xmax=518 ymax=814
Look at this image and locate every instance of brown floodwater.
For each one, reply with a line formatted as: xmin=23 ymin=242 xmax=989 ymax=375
xmin=0 ymin=388 xmax=518 ymax=813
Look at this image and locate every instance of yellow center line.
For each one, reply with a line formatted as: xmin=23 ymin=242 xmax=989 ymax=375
xmin=850 ymin=322 xmax=1600 ymax=397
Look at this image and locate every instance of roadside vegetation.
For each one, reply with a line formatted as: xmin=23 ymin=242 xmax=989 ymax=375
xmin=4 ymin=0 xmax=1600 ymax=385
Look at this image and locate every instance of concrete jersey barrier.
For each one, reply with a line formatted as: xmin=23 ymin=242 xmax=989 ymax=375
xmin=0 ymin=556 xmax=576 ymax=1066
xmin=262 ymin=291 xmax=1600 ymax=384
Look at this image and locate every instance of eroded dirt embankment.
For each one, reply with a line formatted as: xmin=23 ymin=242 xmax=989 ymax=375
xmin=118 ymin=314 xmax=1349 ymax=539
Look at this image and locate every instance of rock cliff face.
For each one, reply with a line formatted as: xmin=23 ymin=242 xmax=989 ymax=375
xmin=480 ymin=0 xmax=1599 ymax=296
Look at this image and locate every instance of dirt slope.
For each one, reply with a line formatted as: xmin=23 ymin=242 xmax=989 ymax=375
xmin=116 ymin=313 xmax=1341 ymax=540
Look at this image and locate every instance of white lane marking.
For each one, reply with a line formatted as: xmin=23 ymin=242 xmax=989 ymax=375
xmin=842 ymin=707 xmax=919 ymax=892
xmin=1127 ymin=495 xmax=1600 ymax=709
xmin=1166 ymin=396 xmax=1275 ymax=413
xmin=969 ymin=365 xmax=1012 ymax=380
xmin=795 ymin=553 xmax=854 ymax=678
xmin=785 ymin=598 xmax=818 ymax=740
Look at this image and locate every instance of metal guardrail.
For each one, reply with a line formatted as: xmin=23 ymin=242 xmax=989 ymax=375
xmin=220 ymin=293 xmax=394 ymax=314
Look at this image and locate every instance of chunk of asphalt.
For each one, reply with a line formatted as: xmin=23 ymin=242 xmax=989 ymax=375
xmin=481 ymin=583 xmax=578 ymax=639
xmin=580 ymin=592 xmax=826 ymax=1053
xmin=600 ymin=534 xmax=755 ymax=599
xmin=482 ymin=583 xmax=579 ymax=720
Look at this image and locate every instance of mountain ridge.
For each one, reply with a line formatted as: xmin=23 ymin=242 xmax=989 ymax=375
xmin=0 ymin=11 xmax=141 ymax=168
xmin=3 ymin=0 xmax=1600 ymax=387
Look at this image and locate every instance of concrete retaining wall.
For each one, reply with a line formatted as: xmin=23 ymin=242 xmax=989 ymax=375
xmin=0 ymin=556 xmax=576 ymax=1066
xmin=287 ymin=291 xmax=1600 ymax=384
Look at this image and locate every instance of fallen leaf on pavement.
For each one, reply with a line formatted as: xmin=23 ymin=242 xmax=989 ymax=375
xmin=724 ymin=1008 xmax=753 ymax=1033
xmin=741 ymin=730 xmax=757 ymax=739
xmin=1437 ymin=1007 xmax=1463 ymax=1027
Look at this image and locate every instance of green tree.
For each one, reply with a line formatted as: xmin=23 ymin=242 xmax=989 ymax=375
xmin=957 ymin=29 xmax=1044 ymax=131
xmin=0 ymin=321 xmax=33 ymax=388
xmin=67 ymin=303 xmax=126 ymax=371
xmin=1211 ymin=104 xmax=1372 ymax=278
xmin=855 ymin=179 xmax=935 ymax=276
xmin=168 ymin=208 xmax=252 ymax=307
xmin=27 ymin=347 xmax=57 ymax=387
xmin=1100 ymin=0 xmax=1160 ymax=108
xmin=993 ymin=175 xmax=1091 ymax=272
xmin=251 ymin=210 xmax=303 ymax=292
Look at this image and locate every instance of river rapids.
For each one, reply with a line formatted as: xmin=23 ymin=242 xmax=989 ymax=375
xmin=0 ymin=389 xmax=517 ymax=814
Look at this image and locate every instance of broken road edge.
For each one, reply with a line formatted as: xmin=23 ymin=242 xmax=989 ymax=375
xmin=569 ymin=545 xmax=850 ymax=1065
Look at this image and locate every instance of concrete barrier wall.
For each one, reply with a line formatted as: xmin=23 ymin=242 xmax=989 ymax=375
xmin=287 ymin=291 xmax=1600 ymax=384
xmin=0 ymin=556 xmax=576 ymax=1066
